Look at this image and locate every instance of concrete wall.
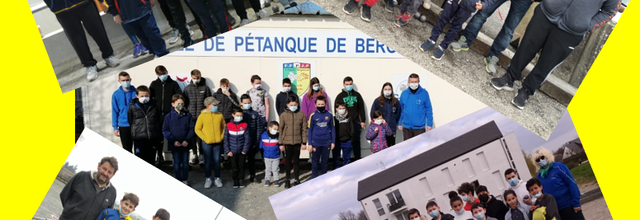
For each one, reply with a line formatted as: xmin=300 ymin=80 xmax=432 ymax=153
xmin=361 ymin=133 xmax=531 ymax=220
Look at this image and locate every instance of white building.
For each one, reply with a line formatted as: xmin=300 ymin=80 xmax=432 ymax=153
xmin=357 ymin=121 xmax=531 ymax=220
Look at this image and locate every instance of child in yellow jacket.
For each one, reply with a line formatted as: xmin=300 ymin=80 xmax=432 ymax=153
xmin=195 ymin=97 xmax=226 ymax=189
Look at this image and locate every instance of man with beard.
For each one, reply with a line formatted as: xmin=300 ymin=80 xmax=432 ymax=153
xmin=59 ymin=157 xmax=119 ymax=220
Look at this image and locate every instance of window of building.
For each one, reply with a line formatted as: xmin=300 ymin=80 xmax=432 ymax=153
xmin=374 ymin=198 xmax=385 ymax=216
xmin=386 ymin=190 xmax=406 ymax=212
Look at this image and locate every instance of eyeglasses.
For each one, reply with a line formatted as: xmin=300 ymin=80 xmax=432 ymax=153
xmin=535 ymin=156 xmax=545 ymax=162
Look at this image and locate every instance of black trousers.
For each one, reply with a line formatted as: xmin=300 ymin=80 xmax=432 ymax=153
xmin=134 ymin=139 xmax=158 ymax=166
xmin=402 ymin=128 xmax=425 ymax=140
xmin=158 ymin=0 xmax=205 ymax=37
xmin=352 ymin=121 xmax=362 ymax=160
xmin=55 ymin=1 xmax=113 ymax=67
xmin=230 ymin=153 xmax=246 ymax=181
xmin=247 ymin=145 xmax=263 ymax=178
xmin=559 ymin=207 xmax=585 ymax=220
xmin=284 ymin=144 xmax=301 ymax=181
xmin=507 ymin=5 xmax=584 ymax=95
xmin=119 ymin=127 xmax=134 ymax=153
xmin=386 ymin=134 xmax=396 ymax=147
xmin=231 ymin=0 xmax=262 ymax=19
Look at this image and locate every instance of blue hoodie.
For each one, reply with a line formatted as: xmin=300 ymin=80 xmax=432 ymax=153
xmin=399 ymin=86 xmax=433 ymax=129
xmin=307 ymin=110 xmax=335 ymax=147
xmin=111 ymin=86 xmax=137 ymax=131
xmin=96 ymin=208 xmax=131 ymax=220
xmin=104 ymin=0 xmax=153 ymax=24
xmin=162 ymin=110 xmax=196 ymax=151
xmin=259 ymin=131 xmax=280 ymax=159
xmin=537 ymin=162 xmax=582 ymax=210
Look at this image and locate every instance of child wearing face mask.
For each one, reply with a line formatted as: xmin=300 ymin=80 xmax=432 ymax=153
xmin=128 ymin=85 xmax=162 ymax=166
xmin=448 ymin=191 xmax=474 ymax=220
xmin=276 ymin=78 xmax=299 ymax=116
xmin=278 ymin=96 xmax=308 ymax=188
xmin=246 ymin=75 xmax=271 ymax=122
xmin=476 ymin=185 xmax=508 ymax=220
xmin=425 ymin=201 xmax=455 ymax=220
xmin=307 ymin=96 xmax=335 ymax=179
xmin=302 ymin=77 xmax=330 ymax=120
xmin=526 ymin=178 xmax=560 ymax=220
xmin=370 ymin=82 xmax=401 ymax=147
xmin=504 ymin=190 xmax=531 ymax=220
xmin=195 ymin=97 xmax=226 ymax=189
xmin=225 ymin=108 xmax=251 ymax=189
xmin=366 ymin=111 xmax=393 ymax=153
xmin=458 ymin=182 xmax=480 ymax=211
xmin=150 ymin=65 xmax=183 ymax=166
xmin=333 ymin=101 xmax=354 ymax=169
xmin=471 ymin=203 xmax=499 ymax=220
xmin=260 ymin=121 xmax=281 ymax=187
xmin=240 ymin=94 xmax=266 ymax=183
xmin=214 ymin=78 xmax=240 ymax=123
xmin=162 ymin=94 xmax=195 ymax=185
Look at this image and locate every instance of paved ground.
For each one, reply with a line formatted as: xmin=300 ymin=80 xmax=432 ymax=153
xmin=308 ymin=0 xmax=565 ymax=139
xmin=33 ymin=179 xmax=65 ymax=220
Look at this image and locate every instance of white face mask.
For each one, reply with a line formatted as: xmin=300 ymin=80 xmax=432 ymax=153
xmin=375 ymin=119 xmax=383 ymax=125
xmin=254 ymin=84 xmax=262 ymax=89
xmin=192 ymin=79 xmax=200 ymax=84
xmin=383 ymin=90 xmax=392 ymax=97
xmin=221 ymin=87 xmax=229 ymax=92
xmin=283 ymin=87 xmax=291 ymax=92
xmin=409 ymin=83 xmax=419 ymax=90
xmin=139 ymin=97 xmax=150 ymax=104
xmin=270 ymin=129 xmax=278 ymax=135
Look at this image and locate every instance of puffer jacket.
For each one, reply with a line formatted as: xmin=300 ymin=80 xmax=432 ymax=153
xmin=242 ymin=108 xmax=266 ymax=147
xmin=127 ymin=98 xmax=162 ymax=141
xmin=44 ymin=0 xmax=90 ymax=15
xmin=539 ymin=0 xmax=620 ymax=36
xmin=213 ymin=88 xmax=240 ymax=122
xmin=366 ymin=121 xmax=393 ymax=153
xmin=104 ymin=0 xmax=153 ymax=23
xmin=162 ymin=110 xmax=196 ymax=151
xmin=278 ymin=107 xmax=308 ymax=145
xmin=224 ymin=121 xmax=251 ymax=154
xmin=183 ymin=79 xmax=212 ymax=119
xmin=195 ymin=110 xmax=226 ymax=144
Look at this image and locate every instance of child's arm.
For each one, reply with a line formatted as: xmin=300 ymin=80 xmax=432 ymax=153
xmin=307 ymin=114 xmax=314 ymax=147
xmin=330 ymin=115 xmax=336 ymax=146
xmin=219 ymin=117 xmax=226 ymax=141
xmin=183 ymin=90 xmax=191 ymax=111
xmin=276 ymin=94 xmax=283 ymax=116
xmin=127 ymin=105 xmax=134 ymax=130
xmin=257 ymin=115 xmax=266 ymax=144
xmin=162 ymin=114 xmax=175 ymax=142
xmin=559 ymin=163 xmax=582 ymax=209
xmin=259 ymin=133 xmax=265 ymax=150
xmin=324 ymin=92 xmax=331 ymax=113
xmin=357 ymin=93 xmax=366 ymax=127
xmin=194 ymin=115 xmax=205 ymax=140
xmin=395 ymin=101 xmax=402 ymax=125
xmin=224 ymin=126 xmax=230 ymax=154
xmin=302 ymin=113 xmax=309 ymax=145
xmin=111 ymin=94 xmax=119 ymax=131
xmin=95 ymin=209 xmax=108 ymax=220
xmin=278 ymin=115 xmax=285 ymax=144
xmin=397 ymin=96 xmax=404 ymax=130
xmin=243 ymin=126 xmax=251 ymax=154
xmin=365 ymin=125 xmax=378 ymax=140
xmin=186 ymin=115 xmax=196 ymax=141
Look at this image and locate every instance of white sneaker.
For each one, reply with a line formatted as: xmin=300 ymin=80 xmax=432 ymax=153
xmin=105 ymin=55 xmax=120 ymax=68
xmin=239 ymin=19 xmax=250 ymax=27
xmin=182 ymin=180 xmax=188 ymax=185
xmin=214 ymin=178 xmax=223 ymax=188
xmin=422 ymin=0 xmax=431 ymax=9
xmin=186 ymin=25 xmax=194 ymax=37
xmin=86 ymin=66 xmax=98 ymax=82
xmin=204 ymin=178 xmax=213 ymax=189
xmin=257 ymin=9 xmax=269 ymax=19
xmin=169 ymin=28 xmax=180 ymax=44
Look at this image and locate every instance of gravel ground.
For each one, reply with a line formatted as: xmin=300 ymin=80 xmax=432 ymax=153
xmin=307 ymin=0 xmax=565 ymax=139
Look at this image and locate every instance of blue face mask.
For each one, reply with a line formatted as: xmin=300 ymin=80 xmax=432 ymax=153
xmin=234 ymin=116 xmax=243 ymax=122
xmin=159 ymin=74 xmax=169 ymax=81
xmin=429 ymin=210 xmax=440 ymax=218
xmin=462 ymin=195 xmax=469 ymax=202
xmin=538 ymin=158 xmax=548 ymax=168
xmin=211 ymin=106 xmax=218 ymax=112
xmin=508 ymin=178 xmax=519 ymax=186
xmin=121 ymin=81 xmax=131 ymax=88
xmin=474 ymin=212 xmax=485 ymax=220
xmin=289 ymin=106 xmax=298 ymax=112
xmin=119 ymin=207 xmax=131 ymax=217
xmin=337 ymin=109 xmax=346 ymax=115
xmin=455 ymin=209 xmax=465 ymax=215
xmin=243 ymin=104 xmax=252 ymax=110
xmin=532 ymin=192 xmax=542 ymax=199
xmin=345 ymin=85 xmax=353 ymax=91
xmin=312 ymin=86 xmax=320 ymax=91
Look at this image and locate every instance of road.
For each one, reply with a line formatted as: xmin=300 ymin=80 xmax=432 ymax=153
xmin=308 ymin=0 xmax=565 ymax=139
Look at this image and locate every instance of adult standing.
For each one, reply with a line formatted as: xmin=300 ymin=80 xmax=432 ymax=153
xmin=370 ymin=82 xmax=401 ymax=147
xmin=398 ymin=74 xmax=433 ymax=140
xmin=43 ymin=0 xmax=120 ymax=81
xmin=59 ymin=157 xmax=118 ymax=220
xmin=491 ymin=0 xmax=620 ymax=109
xmin=150 ymin=65 xmax=184 ymax=166
xmin=452 ymin=0 xmax=533 ymax=75
xmin=531 ymin=148 xmax=584 ymax=220
xmin=301 ymin=77 xmax=330 ymax=120
xmin=112 ymin=72 xmax=137 ymax=153
xmin=334 ymin=76 xmax=366 ymax=161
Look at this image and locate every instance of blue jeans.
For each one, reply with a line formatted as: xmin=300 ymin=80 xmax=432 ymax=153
xmin=172 ymin=149 xmax=189 ymax=181
xmin=429 ymin=0 xmax=473 ymax=50
xmin=463 ymin=0 xmax=533 ymax=57
xmin=311 ymin=145 xmax=330 ymax=178
xmin=122 ymin=24 xmax=139 ymax=45
xmin=123 ymin=13 xmax=169 ymax=57
xmin=202 ymin=141 xmax=222 ymax=178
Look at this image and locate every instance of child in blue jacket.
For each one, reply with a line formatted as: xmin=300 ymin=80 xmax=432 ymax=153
xmin=240 ymin=94 xmax=266 ymax=183
xmin=112 ymin=72 xmax=137 ymax=153
xmin=104 ymin=0 xmax=169 ymax=57
xmin=307 ymin=96 xmax=335 ymax=179
xmin=260 ymin=121 xmax=281 ymax=187
xmin=162 ymin=94 xmax=195 ymax=184
xmin=224 ymin=108 xmax=251 ymax=188
xmin=366 ymin=111 xmax=393 ymax=153
xmin=96 ymin=193 xmax=139 ymax=220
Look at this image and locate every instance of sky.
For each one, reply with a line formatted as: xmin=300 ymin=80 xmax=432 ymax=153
xmin=268 ymin=107 xmax=580 ymax=220
xmin=64 ymin=129 xmax=245 ymax=220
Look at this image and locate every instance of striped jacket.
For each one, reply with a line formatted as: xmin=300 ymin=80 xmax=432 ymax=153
xmin=224 ymin=121 xmax=250 ymax=154
xmin=259 ymin=132 xmax=280 ymax=159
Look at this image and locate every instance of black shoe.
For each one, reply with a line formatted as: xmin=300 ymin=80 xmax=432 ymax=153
xmin=512 ymin=87 xmax=531 ymax=110
xmin=490 ymin=73 xmax=515 ymax=91
xmin=183 ymin=37 xmax=194 ymax=48
xmin=239 ymin=180 xmax=245 ymax=188
xmin=284 ymin=179 xmax=291 ymax=188
xmin=249 ymin=176 xmax=255 ymax=183
xmin=383 ymin=0 xmax=394 ymax=12
xmin=360 ymin=5 xmax=372 ymax=22
xmin=226 ymin=11 xmax=236 ymax=27
xmin=293 ymin=180 xmax=300 ymax=186
xmin=342 ymin=0 xmax=358 ymax=14
xmin=233 ymin=180 xmax=239 ymax=189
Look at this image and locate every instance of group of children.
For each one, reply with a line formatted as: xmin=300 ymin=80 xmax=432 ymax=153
xmin=114 ymin=68 xmax=405 ymax=189
xmin=96 ymin=193 xmax=170 ymax=220
xmin=408 ymin=169 xmax=567 ymax=220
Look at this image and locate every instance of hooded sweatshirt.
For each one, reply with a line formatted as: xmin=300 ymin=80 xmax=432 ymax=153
xmin=536 ymin=162 xmax=581 ymax=209
xmin=301 ymin=91 xmax=330 ymax=119
xmin=162 ymin=110 xmax=196 ymax=151
xmin=183 ymin=79 xmax=212 ymax=119
xmin=509 ymin=179 xmax=536 ymax=207
xmin=335 ymin=89 xmax=366 ymax=123
xmin=112 ymin=85 xmax=137 ymax=130
xmin=399 ymin=86 xmax=433 ymax=129
xmin=370 ymin=97 xmax=401 ymax=132
xmin=334 ymin=112 xmax=354 ymax=142
xmin=539 ymin=0 xmax=620 ymax=36
xmin=484 ymin=195 xmax=509 ymax=220
xmin=307 ymin=109 xmax=335 ymax=147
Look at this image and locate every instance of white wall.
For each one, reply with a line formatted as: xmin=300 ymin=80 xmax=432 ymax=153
xmin=362 ymin=133 xmax=531 ymax=220
xmin=82 ymin=18 xmax=487 ymax=159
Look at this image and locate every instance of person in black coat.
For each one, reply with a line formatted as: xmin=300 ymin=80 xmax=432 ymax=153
xmin=149 ymin=65 xmax=183 ymax=164
xmin=59 ymin=157 xmax=118 ymax=220
xmin=276 ymin=78 xmax=300 ymax=116
xmin=128 ymin=86 xmax=163 ymax=165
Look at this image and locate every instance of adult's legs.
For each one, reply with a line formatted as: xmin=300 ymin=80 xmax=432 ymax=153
xmin=559 ymin=207 xmax=586 ymax=220
xmin=386 ymin=133 xmax=396 ymax=147
xmin=119 ymin=127 xmax=134 ymax=153
xmin=506 ymin=5 xmax=554 ymax=81
xmin=462 ymin=0 xmax=507 ymax=46
xmin=166 ymin=0 xmax=191 ymax=39
xmin=439 ymin=7 xmax=472 ymax=49
xmin=487 ymin=0 xmax=533 ymax=57
xmin=138 ymin=13 xmax=170 ymax=56
xmin=402 ymin=128 xmax=412 ymax=141
xmin=205 ymin=0 xmax=231 ymax=33
xmin=55 ymin=6 xmax=97 ymax=67
xmin=429 ymin=0 xmax=458 ymax=43
xmin=157 ymin=0 xmax=177 ymax=28
xmin=232 ymin=0 xmax=249 ymax=20
xmin=80 ymin=0 xmax=114 ymax=59
xmin=186 ymin=0 xmax=219 ymax=38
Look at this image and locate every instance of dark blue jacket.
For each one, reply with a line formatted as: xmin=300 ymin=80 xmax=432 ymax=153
xmin=537 ymin=162 xmax=582 ymax=209
xmin=44 ymin=0 xmax=90 ymax=15
xmin=370 ymin=97 xmax=402 ymax=132
xmin=307 ymin=110 xmax=335 ymax=147
xmin=162 ymin=110 xmax=196 ymax=151
xmin=399 ymin=86 xmax=433 ymax=129
xmin=259 ymin=132 xmax=280 ymax=159
xmin=112 ymin=86 xmax=137 ymax=130
xmin=224 ymin=121 xmax=251 ymax=154
xmin=242 ymin=109 xmax=266 ymax=147
xmin=104 ymin=0 xmax=153 ymax=24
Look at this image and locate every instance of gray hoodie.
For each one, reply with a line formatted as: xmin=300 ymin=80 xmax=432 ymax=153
xmin=539 ymin=0 xmax=620 ymax=36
